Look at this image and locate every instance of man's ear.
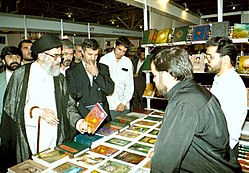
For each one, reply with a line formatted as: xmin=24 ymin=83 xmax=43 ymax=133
xmin=222 ymin=55 xmax=230 ymax=64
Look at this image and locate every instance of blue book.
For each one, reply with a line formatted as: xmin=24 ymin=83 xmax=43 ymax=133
xmin=74 ymin=134 xmax=103 ymax=147
xmin=191 ymin=24 xmax=210 ymax=41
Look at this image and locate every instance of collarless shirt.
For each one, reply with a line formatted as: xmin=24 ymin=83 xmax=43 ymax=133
xmin=100 ymin=51 xmax=134 ymax=110
xmin=210 ymin=67 xmax=247 ymax=148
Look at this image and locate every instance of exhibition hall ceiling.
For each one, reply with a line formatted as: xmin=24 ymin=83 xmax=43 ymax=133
xmin=1 ymin=0 xmax=248 ymax=30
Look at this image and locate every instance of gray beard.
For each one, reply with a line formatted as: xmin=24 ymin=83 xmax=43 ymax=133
xmin=42 ymin=58 xmax=60 ymax=76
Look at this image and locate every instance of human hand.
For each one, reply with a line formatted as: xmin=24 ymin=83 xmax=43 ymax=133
xmin=86 ymin=61 xmax=98 ymax=76
xmin=78 ymin=119 xmax=93 ymax=134
xmin=115 ymin=103 xmax=126 ymax=112
xmin=34 ymin=108 xmax=59 ymax=126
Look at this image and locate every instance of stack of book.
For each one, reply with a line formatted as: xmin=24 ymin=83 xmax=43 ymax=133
xmin=238 ymin=121 xmax=249 ymax=172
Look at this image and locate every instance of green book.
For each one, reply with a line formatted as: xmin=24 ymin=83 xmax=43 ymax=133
xmin=142 ymin=54 xmax=151 ymax=71
xmin=54 ymin=141 xmax=89 ymax=158
xmin=172 ymin=26 xmax=189 ymax=42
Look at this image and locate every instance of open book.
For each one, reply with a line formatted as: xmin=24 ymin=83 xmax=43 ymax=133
xmin=84 ymin=102 xmax=108 ymax=133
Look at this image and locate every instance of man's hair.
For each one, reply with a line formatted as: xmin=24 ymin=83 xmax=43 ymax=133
xmin=1 ymin=46 xmax=22 ymax=61
xmin=18 ymin=39 xmax=33 ymax=49
xmin=206 ymin=37 xmax=237 ymax=67
xmin=82 ymin=39 xmax=99 ymax=52
xmin=61 ymin=39 xmax=74 ymax=49
xmin=115 ymin=36 xmax=132 ymax=49
xmin=137 ymin=46 xmax=145 ymax=55
xmin=152 ymin=47 xmax=193 ymax=81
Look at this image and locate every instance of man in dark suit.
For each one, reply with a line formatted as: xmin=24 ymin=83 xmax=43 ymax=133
xmin=66 ymin=39 xmax=114 ymax=123
xmin=132 ymin=47 xmax=146 ymax=110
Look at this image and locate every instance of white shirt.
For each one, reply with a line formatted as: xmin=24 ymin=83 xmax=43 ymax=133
xmin=6 ymin=69 xmax=12 ymax=82
xmin=24 ymin=62 xmax=58 ymax=154
xmin=100 ymin=51 xmax=134 ymax=110
xmin=136 ymin=59 xmax=144 ymax=74
xmin=210 ymin=67 xmax=247 ymax=148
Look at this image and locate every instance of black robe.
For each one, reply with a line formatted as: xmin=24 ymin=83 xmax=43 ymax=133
xmin=0 ymin=63 xmax=82 ymax=170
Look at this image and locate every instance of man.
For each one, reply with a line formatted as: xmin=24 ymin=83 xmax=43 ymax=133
xmin=74 ymin=43 xmax=83 ymax=63
xmin=66 ymin=39 xmax=114 ymax=122
xmin=18 ymin=39 xmax=33 ymax=64
xmin=132 ymin=47 xmax=146 ymax=110
xmin=60 ymin=39 xmax=74 ymax=75
xmin=150 ymin=47 xmax=241 ymax=173
xmin=206 ymin=37 xmax=247 ymax=155
xmin=100 ymin=36 xmax=134 ymax=119
xmin=0 ymin=34 xmax=90 ymax=171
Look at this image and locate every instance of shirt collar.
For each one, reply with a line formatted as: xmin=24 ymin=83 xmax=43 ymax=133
xmin=213 ymin=67 xmax=235 ymax=83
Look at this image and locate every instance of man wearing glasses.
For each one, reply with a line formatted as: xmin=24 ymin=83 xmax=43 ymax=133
xmin=0 ymin=34 xmax=91 ymax=172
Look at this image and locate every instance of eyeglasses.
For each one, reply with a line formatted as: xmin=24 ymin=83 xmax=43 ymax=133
xmin=44 ymin=52 xmax=61 ymax=60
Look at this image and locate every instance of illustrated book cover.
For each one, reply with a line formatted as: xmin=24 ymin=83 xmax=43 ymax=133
xmin=84 ymin=102 xmax=108 ymax=133
xmin=134 ymin=120 xmax=157 ymax=127
xmin=190 ymin=54 xmax=206 ymax=73
xmin=172 ymin=26 xmax=189 ymax=42
xmin=211 ymin=21 xmax=230 ymax=37
xmin=142 ymin=83 xmax=156 ymax=97
xmin=74 ymin=133 xmax=104 ymax=147
xmin=114 ymin=151 xmax=146 ymax=165
xmin=117 ymin=130 xmax=141 ymax=139
xmin=104 ymin=121 xmax=129 ymax=130
xmin=144 ymin=116 xmax=163 ymax=122
xmin=105 ymin=137 xmax=131 ymax=147
xmin=148 ymin=129 xmax=160 ymax=136
xmin=191 ymin=24 xmax=210 ymax=41
xmin=89 ymin=145 xmax=120 ymax=157
xmin=128 ymin=143 xmax=152 ymax=154
xmin=74 ymin=152 xmax=105 ymax=167
xmin=54 ymin=141 xmax=89 ymax=158
xmin=113 ymin=114 xmax=138 ymax=125
xmin=141 ymin=29 xmax=158 ymax=44
xmin=139 ymin=136 xmax=157 ymax=145
xmin=155 ymin=28 xmax=173 ymax=44
xmin=142 ymin=54 xmax=151 ymax=71
xmin=238 ymin=56 xmax=249 ymax=74
xmin=97 ymin=160 xmax=133 ymax=173
xmin=233 ymin=23 xmax=249 ymax=39
xmin=49 ymin=161 xmax=88 ymax=173
xmin=128 ymin=125 xmax=150 ymax=133
xmin=7 ymin=159 xmax=47 ymax=173
xmin=96 ymin=125 xmax=119 ymax=137
xmin=32 ymin=148 xmax=69 ymax=167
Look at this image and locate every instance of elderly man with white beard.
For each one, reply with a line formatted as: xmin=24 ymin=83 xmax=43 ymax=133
xmin=0 ymin=33 xmax=91 ymax=172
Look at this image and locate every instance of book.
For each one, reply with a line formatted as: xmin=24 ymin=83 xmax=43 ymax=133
xmin=84 ymin=102 xmax=108 ymax=133
xmin=105 ymin=137 xmax=132 ymax=147
xmin=144 ymin=116 xmax=163 ymax=122
xmin=134 ymin=120 xmax=157 ymax=127
xmin=114 ymin=151 xmax=146 ymax=165
xmin=74 ymin=152 xmax=105 ymax=167
xmin=143 ymin=159 xmax=151 ymax=169
xmin=211 ymin=21 xmax=230 ymax=37
xmin=128 ymin=125 xmax=150 ymax=133
xmin=96 ymin=125 xmax=119 ymax=137
xmin=143 ymin=83 xmax=156 ymax=97
xmin=49 ymin=161 xmax=88 ymax=172
xmin=141 ymin=29 xmax=158 ymax=44
xmin=113 ymin=114 xmax=138 ymax=125
xmin=117 ymin=130 xmax=141 ymax=139
xmin=150 ymin=110 xmax=165 ymax=116
xmin=238 ymin=56 xmax=249 ymax=74
xmin=148 ymin=129 xmax=160 ymax=136
xmin=104 ymin=121 xmax=129 ymax=130
xmin=128 ymin=143 xmax=152 ymax=154
xmin=74 ymin=133 xmax=104 ymax=148
xmin=97 ymin=160 xmax=133 ymax=173
xmin=172 ymin=26 xmax=189 ymax=43
xmin=133 ymin=168 xmax=150 ymax=173
xmin=32 ymin=148 xmax=69 ymax=167
xmin=142 ymin=54 xmax=151 ymax=71
xmin=233 ymin=23 xmax=249 ymax=39
xmin=155 ymin=28 xmax=173 ymax=44
xmin=7 ymin=159 xmax=47 ymax=173
xmin=139 ymin=136 xmax=157 ymax=145
xmin=190 ymin=54 xmax=206 ymax=73
xmin=191 ymin=24 xmax=210 ymax=41
xmin=89 ymin=145 xmax=119 ymax=157
xmin=54 ymin=141 xmax=89 ymax=158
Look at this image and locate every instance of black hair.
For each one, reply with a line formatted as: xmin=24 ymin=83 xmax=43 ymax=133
xmin=1 ymin=46 xmax=22 ymax=61
xmin=18 ymin=39 xmax=33 ymax=49
xmin=152 ymin=46 xmax=193 ymax=81
xmin=206 ymin=37 xmax=237 ymax=67
xmin=115 ymin=36 xmax=132 ymax=49
xmin=82 ymin=39 xmax=99 ymax=52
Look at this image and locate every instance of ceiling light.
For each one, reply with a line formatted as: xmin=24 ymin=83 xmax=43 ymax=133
xmin=232 ymin=6 xmax=236 ymax=10
xmin=182 ymin=2 xmax=189 ymax=12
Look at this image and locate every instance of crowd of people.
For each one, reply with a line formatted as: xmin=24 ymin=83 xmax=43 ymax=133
xmin=0 ymin=34 xmax=247 ymax=173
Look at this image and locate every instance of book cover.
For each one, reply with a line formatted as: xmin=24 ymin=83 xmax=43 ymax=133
xmin=134 ymin=168 xmax=150 ymax=173
xmin=54 ymin=141 xmax=89 ymax=158
xmin=32 ymin=148 xmax=69 ymax=167
xmin=105 ymin=137 xmax=131 ymax=147
xmin=113 ymin=114 xmax=138 ymax=125
xmin=74 ymin=152 xmax=105 ymax=166
xmin=90 ymin=145 xmax=119 ymax=157
xmin=148 ymin=129 xmax=160 ymax=136
xmin=144 ymin=116 xmax=163 ymax=122
xmin=128 ymin=143 xmax=152 ymax=154
xmin=141 ymin=29 xmax=158 ymax=44
xmin=104 ymin=121 xmax=129 ymax=130
xmin=117 ymin=130 xmax=141 ymax=139
xmin=139 ymin=136 xmax=157 ymax=145
xmin=143 ymin=159 xmax=151 ymax=169
xmin=84 ymin=102 xmax=108 ymax=133
xmin=134 ymin=120 xmax=157 ymax=127
xmin=172 ymin=26 xmax=189 ymax=42
xmin=155 ymin=28 xmax=173 ymax=44
xmin=7 ymin=159 xmax=47 ymax=173
xmin=190 ymin=54 xmax=206 ymax=73
xmin=98 ymin=160 xmax=133 ymax=173
xmin=150 ymin=110 xmax=164 ymax=116
xmin=114 ymin=151 xmax=146 ymax=165
xmin=50 ymin=161 xmax=88 ymax=172
xmin=96 ymin=125 xmax=119 ymax=137
xmin=233 ymin=23 xmax=249 ymax=39
xmin=211 ymin=21 xmax=230 ymax=37
xmin=142 ymin=54 xmax=151 ymax=71
xmin=128 ymin=125 xmax=150 ymax=133
xmin=143 ymin=83 xmax=156 ymax=97
xmin=156 ymin=123 xmax=162 ymax=129
xmin=191 ymin=24 xmax=210 ymax=41
xmin=141 ymin=30 xmax=150 ymax=44
xmin=238 ymin=56 xmax=249 ymax=74
xmin=74 ymin=133 xmax=103 ymax=147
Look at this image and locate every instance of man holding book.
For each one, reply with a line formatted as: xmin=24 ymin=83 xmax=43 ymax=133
xmin=150 ymin=47 xmax=241 ymax=172
xmin=0 ymin=33 xmax=91 ymax=172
